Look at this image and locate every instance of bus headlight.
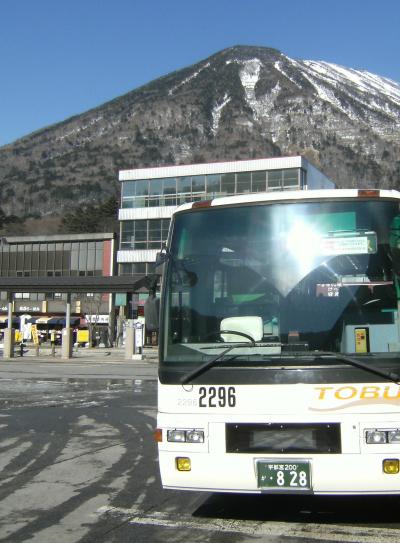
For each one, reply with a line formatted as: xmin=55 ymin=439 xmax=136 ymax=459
xmin=186 ymin=430 xmax=204 ymax=443
xmin=167 ymin=429 xmax=205 ymax=443
xmin=365 ymin=430 xmax=387 ymax=444
xmin=365 ymin=428 xmax=400 ymax=444
xmin=388 ymin=430 xmax=400 ymax=444
xmin=167 ymin=429 xmax=186 ymax=442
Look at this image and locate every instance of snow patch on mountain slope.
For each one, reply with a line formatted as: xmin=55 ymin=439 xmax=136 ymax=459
xmin=273 ymin=61 xmax=303 ymax=90
xmin=169 ymin=62 xmax=211 ymax=95
xmin=56 ymin=116 xmax=105 ymax=142
xmin=300 ymin=60 xmax=400 ymax=124
xmin=236 ymin=59 xmax=281 ymax=121
xmin=302 ymin=69 xmax=358 ymax=120
xmin=238 ymin=58 xmax=262 ymax=98
xmin=211 ymin=93 xmax=231 ymax=134
xmin=304 ymin=61 xmax=400 ymax=106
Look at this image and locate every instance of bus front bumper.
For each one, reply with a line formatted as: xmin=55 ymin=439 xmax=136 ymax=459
xmin=158 ymin=452 xmax=400 ymax=494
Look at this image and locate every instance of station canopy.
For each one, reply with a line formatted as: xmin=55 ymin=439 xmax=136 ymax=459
xmin=0 ymin=316 xmax=20 ymax=325
xmin=27 ymin=316 xmax=81 ymax=326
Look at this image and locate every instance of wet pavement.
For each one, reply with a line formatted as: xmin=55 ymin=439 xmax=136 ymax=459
xmin=0 ymin=375 xmax=160 ymax=542
xmin=2 ymin=359 xmax=400 ymax=542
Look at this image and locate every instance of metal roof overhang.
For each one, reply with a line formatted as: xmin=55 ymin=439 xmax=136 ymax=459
xmin=47 ymin=317 xmax=81 ymax=326
xmin=0 ymin=274 xmax=156 ymax=293
xmin=27 ymin=316 xmax=51 ymax=324
xmin=0 ymin=316 xmax=20 ymax=324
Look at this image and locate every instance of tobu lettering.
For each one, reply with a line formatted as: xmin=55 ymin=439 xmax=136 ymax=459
xmin=315 ymin=385 xmax=400 ymax=401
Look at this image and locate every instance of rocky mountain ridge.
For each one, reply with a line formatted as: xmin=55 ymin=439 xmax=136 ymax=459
xmin=1 ymin=45 xmax=399 ymax=231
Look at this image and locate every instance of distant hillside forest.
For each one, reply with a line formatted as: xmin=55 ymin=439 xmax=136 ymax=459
xmin=0 ymin=196 xmax=119 ymax=236
xmin=60 ymin=196 xmax=119 ymax=234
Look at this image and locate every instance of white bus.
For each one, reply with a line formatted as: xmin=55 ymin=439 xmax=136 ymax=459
xmin=152 ymin=188 xmax=400 ymax=495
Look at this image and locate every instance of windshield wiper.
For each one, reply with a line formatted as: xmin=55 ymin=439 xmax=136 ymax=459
xmin=312 ymin=352 xmax=400 ymax=385
xmin=181 ymin=330 xmax=256 ymax=384
xmin=181 ymin=344 xmax=400 ymax=385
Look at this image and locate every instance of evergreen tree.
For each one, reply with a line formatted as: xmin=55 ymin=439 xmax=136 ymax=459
xmin=60 ymin=197 xmax=119 ymax=233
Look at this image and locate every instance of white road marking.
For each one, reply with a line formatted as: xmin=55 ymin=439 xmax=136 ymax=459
xmin=97 ymin=505 xmax=400 ymax=543
xmin=27 ymin=494 xmax=110 ymax=543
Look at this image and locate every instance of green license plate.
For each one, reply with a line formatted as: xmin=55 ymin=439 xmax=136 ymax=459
xmin=257 ymin=460 xmax=312 ymax=490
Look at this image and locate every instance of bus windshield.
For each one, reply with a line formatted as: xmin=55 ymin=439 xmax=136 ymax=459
xmin=162 ymin=199 xmax=400 ymax=364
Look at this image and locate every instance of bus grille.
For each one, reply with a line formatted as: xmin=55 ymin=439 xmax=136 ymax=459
xmin=226 ymin=423 xmax=341 ymax=454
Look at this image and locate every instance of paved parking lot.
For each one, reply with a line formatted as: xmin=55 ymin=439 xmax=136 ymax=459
xmin=1 ymin=344 xmax=158 ymax=361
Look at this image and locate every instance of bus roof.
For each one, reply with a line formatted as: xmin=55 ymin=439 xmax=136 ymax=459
xmin=173 ymin=189 xmax=400 ymax=215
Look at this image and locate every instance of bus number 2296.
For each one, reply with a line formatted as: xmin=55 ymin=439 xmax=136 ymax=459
xmin=198 ymin=386 xmax=236 ymax=408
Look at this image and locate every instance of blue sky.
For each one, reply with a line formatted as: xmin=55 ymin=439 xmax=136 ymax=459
xmin=1 ymin=0 xmax=399 ymax=146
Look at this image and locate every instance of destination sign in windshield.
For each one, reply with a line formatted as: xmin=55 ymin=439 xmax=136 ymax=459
xmin=320 ymin=231 xmax=377 ymax=256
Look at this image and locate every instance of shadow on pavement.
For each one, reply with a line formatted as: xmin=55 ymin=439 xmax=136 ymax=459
xmin=193 ymin=492 xmax=400 ymax=527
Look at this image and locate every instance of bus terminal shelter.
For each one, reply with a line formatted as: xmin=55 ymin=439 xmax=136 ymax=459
xmin=0 ymin=275 xmax=154 ymax=359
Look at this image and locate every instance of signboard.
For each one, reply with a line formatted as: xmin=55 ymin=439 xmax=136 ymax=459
xmin=115 ymin=293 xmax=127 ymax=306
xmin=14 ymin=301 xmax=42 ymax=312
xmin=31 ymin=324 xmax=39 ymax=345
xmin=18 ymin=305 xmax=41 ymax=312
xmin=133 ymin=317 xmax=145 ymax=352
xmin=355 ymin=327 xmax=369 ymax=353
xmin=320 ymin=231 xmax=377 ymax=256
xmin=77 ymin=330 xmax=89 ymax=344
xmin=85 ymin=314 xmax=109 ymax=324
xmin=316 ymin=284 xmax=340 ymax=297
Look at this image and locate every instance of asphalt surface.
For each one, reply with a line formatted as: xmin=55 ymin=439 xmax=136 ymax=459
xmin=2 ymin=352 xmax=400 ymax=542
xmin=0 ymin=345 xmax=158 ymax=381
xmin=1 ymin=343 xmax=158 ymax=362
xmin=0 ymin=373 xmax=159 ymax=542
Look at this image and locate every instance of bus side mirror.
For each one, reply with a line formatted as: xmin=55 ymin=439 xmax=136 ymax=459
xmin=144 ymin=293 xmax=160 ymax=332
xmin=156 ymin=250 xmax=169 ymax=267
xmin=153 ymin=250 xmax=168 ymax=279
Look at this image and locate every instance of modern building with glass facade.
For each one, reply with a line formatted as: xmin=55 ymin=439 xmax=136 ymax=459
xmin=118 ymin=156 xmax=335 ymax=278
xmin=0 ymin=233 xmax=114 ymax=279
xmin=0 ymin=233 xmax=116 ymax=329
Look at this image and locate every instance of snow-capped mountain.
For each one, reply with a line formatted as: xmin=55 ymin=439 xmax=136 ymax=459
xmin=0 ymin=45 xmax=399 ymax=225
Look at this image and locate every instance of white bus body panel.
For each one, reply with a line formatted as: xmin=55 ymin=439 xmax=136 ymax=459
xmin=157 ymin=382 xmax=400 ymax=494
xmin=158 ymin=190 xmax=400 ymax=494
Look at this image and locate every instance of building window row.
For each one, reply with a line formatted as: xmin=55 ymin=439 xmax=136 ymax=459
xmin=0 ymin=291 xmax=97 ymax=302
xmin=121 ymin=169 xmax=302 ymax=209
xmin=120 ymin=219 xmax=170 ymax=250
xmin=119 ymin=262 xmax=156 ymax=275
xmin=0 ymin=241 xmax=104 ymax=277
